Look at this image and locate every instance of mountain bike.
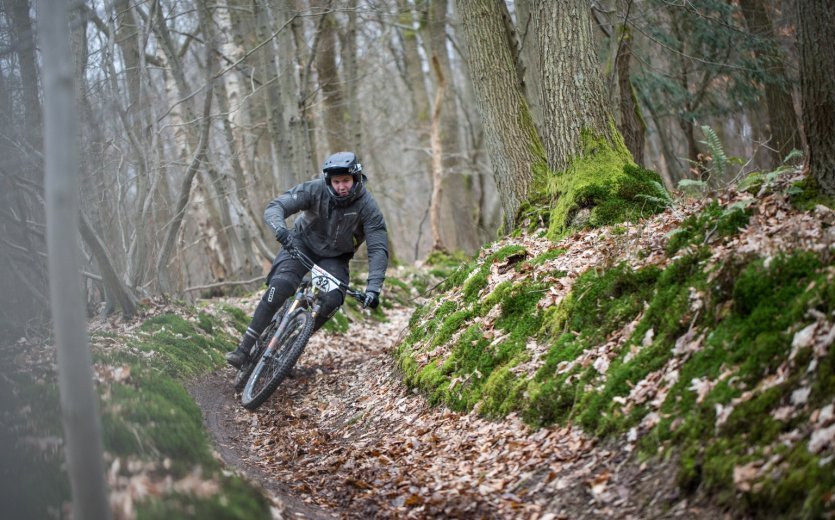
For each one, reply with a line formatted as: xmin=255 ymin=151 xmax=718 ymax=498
xmin=236 ymin=248 xmax=367 ymax=410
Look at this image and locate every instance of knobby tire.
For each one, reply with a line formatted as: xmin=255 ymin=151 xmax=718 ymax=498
xmin=241 ymin=309 xmax=313 ymax=410
xmin=234 ymin=302 xmax=288 ymax=392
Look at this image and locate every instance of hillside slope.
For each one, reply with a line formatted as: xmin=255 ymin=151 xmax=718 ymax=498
xmin=396 ymin=170 xmax=835 ymax=517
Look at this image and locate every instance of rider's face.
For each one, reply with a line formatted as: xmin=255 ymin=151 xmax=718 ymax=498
xmin=330 ymin=174 xmax=354 ymax=197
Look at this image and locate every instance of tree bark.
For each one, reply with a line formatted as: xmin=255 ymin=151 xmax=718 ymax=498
xmin=798 ymin=0 xmax=835 ymax=195
xmin=456 ymin=0 xmax=545 ymax=229
xmin=256 ymin=0 xmax=292 ymax=187
xmin=537 ymin=0 xmax=616 ymax=172
xmin=341 ymin=0 xmax=362 ymax=154
xmin=740 ymin=0 xmax=802 ymax=164
xmin=427 ymin=0 xmax=483 ymax=252
xmin=430 ymin=56 xmax=446 ymax=252
xmin=282 ymin=0 xmax=320 ymax=179
xmin=37 ymin=0 xmax=111 ymax=516
xmin=79 ymin=211 xmax=138 ymax=317
xmin=312 ymin=0 xmax=350 ymax=152
xmin=156 ymin=34 xmax=215 ymax=292
xmin=615 ymin=25 xmax=645 ymax=167
xmin=514 ymin=0 xmax=544 ymax=136
xmin=5 ymin=0 xmax=42 ymax=145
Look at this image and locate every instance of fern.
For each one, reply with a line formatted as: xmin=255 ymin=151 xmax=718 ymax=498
xmin=783 ymin=149 xmax=803 ymax=164
xmin=700 ymin=125 xmax=728 ymax=177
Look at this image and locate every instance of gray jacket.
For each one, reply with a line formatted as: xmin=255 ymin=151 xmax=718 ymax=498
xmin=264 ymin=177 xmax=389 ymax=293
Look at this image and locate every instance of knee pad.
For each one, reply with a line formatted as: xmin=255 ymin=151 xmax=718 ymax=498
xmin=262 ymin=277 xmax=295 ymax=309
xmin=318 ymin=289 xmax=345 ymax=318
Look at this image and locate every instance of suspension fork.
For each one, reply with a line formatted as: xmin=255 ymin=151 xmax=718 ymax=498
xmin=266 ymin=297 xmax=302 ymax=350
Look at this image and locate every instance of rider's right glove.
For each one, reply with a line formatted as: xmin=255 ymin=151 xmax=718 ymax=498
xmin=275 ymin=228 xmax=294 ymax=250
xmin=363 ymin=290 xmax=380 ymax=309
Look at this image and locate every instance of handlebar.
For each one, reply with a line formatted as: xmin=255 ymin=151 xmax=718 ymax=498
xmin=287 ymin=247 xmax=370 ymax=307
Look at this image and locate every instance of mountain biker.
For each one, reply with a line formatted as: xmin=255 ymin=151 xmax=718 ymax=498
xmin=226 ymin=151 xmax=389 ymax=369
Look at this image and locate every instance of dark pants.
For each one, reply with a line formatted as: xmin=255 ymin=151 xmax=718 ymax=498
xmin=239 ymin=242 xmax=350 ymax=351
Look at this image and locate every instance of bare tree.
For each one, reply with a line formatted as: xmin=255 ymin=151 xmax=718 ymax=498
xmin=155 ymin=4 xmax=217 ymax=292
xmin=37 ymin=0 xmax=110 ymax=516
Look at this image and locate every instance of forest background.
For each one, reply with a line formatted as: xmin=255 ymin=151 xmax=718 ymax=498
xmin=1 ymin=0 xmax=822 ymax=341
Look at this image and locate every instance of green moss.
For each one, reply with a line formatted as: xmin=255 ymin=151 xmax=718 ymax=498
xmin=219 ymin=304 xmax=250 ymax=334
xmin=136 ymin=474 xmax=270 ymax=519
xmin=528 ymin=247 xmax=566 ymax=266
xmin=789 ymin=176 xmax=835 ymax=211
xmin=398 ymin=184 xmax=834 ymax=520
xmin=397 ymin=277 xmax=546 ymax=415
xmin=135 ymin=313 xmax=230 ymax=378
xmin=320 ymin=309 xmax=350 ymax=334
xmin=666 ymin=201 xmax=750 ymax=255
xmin=425 ymin=249 xmax=472 ymax=268
xmin=197 ymin=312 xmax=214 ymax=334
xmin=529 ymin=130 xmax=669 ymax=239
xmin=4 ymin=301 xmax=270 ymax=518
xmin=649 ymin=252 xmax=833 ymax=515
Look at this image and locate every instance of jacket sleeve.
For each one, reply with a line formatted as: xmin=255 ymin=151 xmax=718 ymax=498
xmin=264 ymin=182 xmax=313 ymax=237
xmin=362 ymin=198 xmax=389 ymax=294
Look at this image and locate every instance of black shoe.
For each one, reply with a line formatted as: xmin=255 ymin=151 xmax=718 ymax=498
xmin=226 ymin=347 xmax=248 ymax=369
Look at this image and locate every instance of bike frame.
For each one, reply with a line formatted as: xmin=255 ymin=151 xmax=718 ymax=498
xmin=261 ymin=248 xmax=365 ymax=356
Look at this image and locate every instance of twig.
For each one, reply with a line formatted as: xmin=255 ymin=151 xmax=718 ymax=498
xmin=183 ymin=276 xmax=264 ymax=293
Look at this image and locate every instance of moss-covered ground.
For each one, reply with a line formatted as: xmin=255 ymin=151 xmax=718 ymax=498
xmin=396 ymin=193 xmax=835 ymax=518
xmin=2 ymin=304 xmax=271 ymax=518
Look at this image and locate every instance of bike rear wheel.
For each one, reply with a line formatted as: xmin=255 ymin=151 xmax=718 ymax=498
xmin=241 ymin=309 xmax=313 ymax=410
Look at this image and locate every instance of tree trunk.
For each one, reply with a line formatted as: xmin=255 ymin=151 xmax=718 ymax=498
xmin=37 ymin=0 xmax=111 ymax=516
xmin=282 ymin=0 xmax=319 ymax=180
xmin=341 ymin=0 xmax=362 ymax=154
xmin=217 ymin=0 xmax=258 ymax=196
xmin=538 ymin=0 xmax=615 ymax=172
xmin=156 ymin=22 xmax=216 ymax=292
xmin=798 ymin=0 xmax=835 ymax=195
xmin=152 ymin=1 xmax=230 ymax=289
xmin=256 ymin=0 xmax=292 ymax=187
xmin=740 ymin=0 xmax=802 ymax=164
xmin=430 ymin=56 xmax=447 ymax=252
xmin=312 ymin=0 xmax=350 ymax=152
xmin=615 ymin=26 xmax=645 ymax=167
xmin=513 ymin=0 xmax=544 ymax=137
xmin=456 ymin=0 xmax=545 ymax=229
xmin=79 ymin=212 xmax=138 ymax=317
xmin=6 ymin=0 xmax=42 ymax=146
xmin=427 ymin=0 xmax=485 ymax=252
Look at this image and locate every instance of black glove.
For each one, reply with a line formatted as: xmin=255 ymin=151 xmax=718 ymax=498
xmin=363 ymin=290 xmax=380 ymax=309
xmin=275 ymin=228 xmax=294 ymax=249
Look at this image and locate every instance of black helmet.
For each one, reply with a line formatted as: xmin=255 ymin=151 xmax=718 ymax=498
xmin=322 ymin=151 xmax=364 ymax=204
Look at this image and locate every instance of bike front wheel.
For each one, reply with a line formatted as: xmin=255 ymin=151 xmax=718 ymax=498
xmin=241 ymin=309 xmax=313 ymax=410
xmin=234 ymin=301 xmax=289 ymax=392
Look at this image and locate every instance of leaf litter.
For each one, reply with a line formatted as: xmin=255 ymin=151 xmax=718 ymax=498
xmin=224 ymin=171 xmax=835 ymax=518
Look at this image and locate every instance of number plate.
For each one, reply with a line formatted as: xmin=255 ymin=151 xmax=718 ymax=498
xmin=310 ymin=264 xmax=341 ymax=293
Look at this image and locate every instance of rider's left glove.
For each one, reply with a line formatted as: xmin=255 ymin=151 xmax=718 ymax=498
xmin=363 ymin=290 xmax=380 ymax=309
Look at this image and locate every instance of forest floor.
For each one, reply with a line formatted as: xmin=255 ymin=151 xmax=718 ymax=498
xmin=191 ymin=297 xmax=727 ymax=519
xmin=4 ymin=169 xmax=832 ymax=518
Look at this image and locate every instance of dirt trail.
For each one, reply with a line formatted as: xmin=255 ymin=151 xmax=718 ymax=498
xmin=191 ymin=304 xmax=723 ymax=519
